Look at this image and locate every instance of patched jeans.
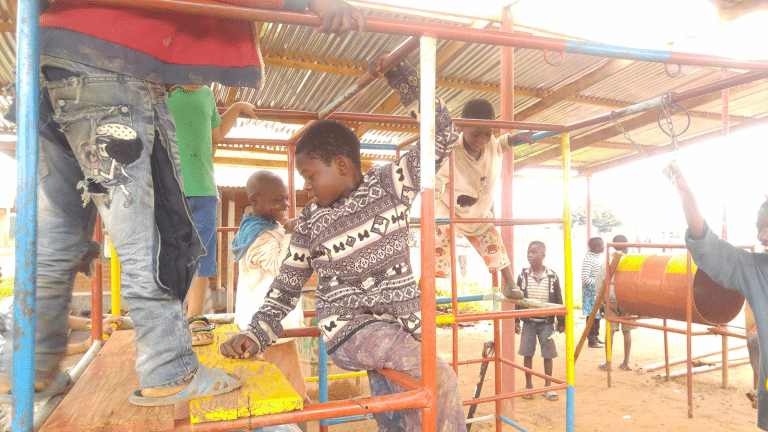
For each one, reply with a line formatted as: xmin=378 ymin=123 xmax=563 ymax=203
xmin=1 ymin=56 xmax=204 ymax=389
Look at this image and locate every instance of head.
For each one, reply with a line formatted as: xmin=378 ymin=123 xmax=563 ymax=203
xmin=588 ymin=237 xmax=605 ymax=254
xmin=757 ymin=200 xmax=768 ymax=250
xmin=612 ymin=234 xmax=628 ymax=254
xmin=461 ymin=99 xmax=495 ymax=153
xmin=527 ymin=241 xmax=546 ymax=267
xmin=246 ymin=170 xmax=289 ymax=223
xmin=295 ymin=120 xmax=363 ymax=207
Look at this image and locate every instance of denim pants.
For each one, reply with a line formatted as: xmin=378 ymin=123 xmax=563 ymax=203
xmin=1 ymin=56 xmax=204 ymax=389
xmin=329 ymin=322 xmax=465 ymax=432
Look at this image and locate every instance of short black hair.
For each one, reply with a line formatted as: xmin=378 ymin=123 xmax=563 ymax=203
xmin=588 ymin=237 xmax=603 ymax=251
xmin=295 ymin=119 xmax=362 ymax=170
xmin=462 ymin=99 xmax=495 ymax=120
xmin=529 ymin=240 xmax=546 ymax=252
xmin=612 ymin=235 xmax=628 ymax=253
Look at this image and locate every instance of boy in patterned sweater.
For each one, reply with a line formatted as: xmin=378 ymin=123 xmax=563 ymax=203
xmin=221 ymin=54 xmax=465 ymax=431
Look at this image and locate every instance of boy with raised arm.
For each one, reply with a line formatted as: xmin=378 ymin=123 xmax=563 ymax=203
xmin=221 ymin=53 xmax=465 ymax=431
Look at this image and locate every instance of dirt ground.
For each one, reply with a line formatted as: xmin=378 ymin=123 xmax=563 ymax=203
xmin=307 ymin=316 xmax=759 ymax=432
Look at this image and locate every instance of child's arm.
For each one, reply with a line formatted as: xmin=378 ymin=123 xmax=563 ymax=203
xmin=664 ymin=162 xmax=705 ymax=240
xmin=244 ymin=224 xmax=293 ymax=277
xmin=213 ymin=0 xmax=365 ymax=36
xmin=514 ymin=273 xmax=523 ymax=333
xmin=498 ymin=131 xmax=536 ymax=153
xmin=580 ymin=257 xmax=596 ymax=286
xmin=553 ymin=275 xmax=565 ymax=331
xmin=369 ymin=53 xmax=460 ymax=204
xmin=221 ymin=211 xmax=313 ymax=358
xmin=212 ymin=102 xmax=257 ymax=152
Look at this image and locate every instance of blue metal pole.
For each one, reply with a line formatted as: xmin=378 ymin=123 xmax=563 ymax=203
xmin=499 ymin=415 xmax=532 ymax=432
xmin=325 ymin=414 xmax=374 ymax=425
xmin=13 ymin=1 xmax=40 ymax=431
xmin=318 ymin=337 xmax=329 ymax=427
xmin=566 ymin=385 xmax=575 ymax=432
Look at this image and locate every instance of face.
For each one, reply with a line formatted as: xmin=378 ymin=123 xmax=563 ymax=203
xmin=296 ymin=153 xmax=349 ymax=207
xmin=591 ymin=239 xmax=605 ymax=254
xmin=757 ymin=208 xmax=768 ymax=251
xmin=527 ymin=244 xmax=545 ymax=267
xmin=250 ymin=179 xmax=289 ymax=223
xmin=462 ymin=126 xmax=493 ymax=153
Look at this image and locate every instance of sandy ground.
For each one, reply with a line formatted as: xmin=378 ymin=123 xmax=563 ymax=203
xmin=0 ymin=317 xmax=758 ymax=432
xmin=307 ymin=317 xmax=759 ymax=432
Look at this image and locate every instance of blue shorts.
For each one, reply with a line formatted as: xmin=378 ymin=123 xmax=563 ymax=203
xmin=187 ymin=196 xmax=218 ymax=277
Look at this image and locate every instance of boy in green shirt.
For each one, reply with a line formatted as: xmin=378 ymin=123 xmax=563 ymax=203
xmin=167 ymin=85 xmax=256 ymax=345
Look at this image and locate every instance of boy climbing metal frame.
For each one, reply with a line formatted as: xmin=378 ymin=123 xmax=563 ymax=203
xmin=12 ymin=1 xmax=768 ymax=432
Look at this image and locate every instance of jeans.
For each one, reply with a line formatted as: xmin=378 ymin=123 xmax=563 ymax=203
xmin=187 ymin=195 xmax=218 ymax=277
xmin=330 ymin=322 xmax=465 ymax=432
xmin=1 ymin=55 xmax=204 ymax=389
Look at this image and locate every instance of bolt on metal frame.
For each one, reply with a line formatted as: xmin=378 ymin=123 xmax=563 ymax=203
xmin=13 ymin=2 xmax=768 ymax=432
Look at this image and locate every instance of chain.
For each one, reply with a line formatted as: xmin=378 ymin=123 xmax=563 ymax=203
xmin=660 ymin=93 xmax=682 ymax=185
xmin=610 ymin=111 xmax=648 ymax=159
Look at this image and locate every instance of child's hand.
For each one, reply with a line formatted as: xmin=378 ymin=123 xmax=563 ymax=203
xmin=233 ymin=102 xmax=257 ymax=120
xmin=308 ymin=0 xmax=366 ymax=37
xmin=368 ymin=50 xmax=391 ymax=78
xmin=101 ymin=315 xmax=123 ymax=335
xmin=220 ymin=333 xmax=263 ymax=359
xmin=283 ymin=218 xmax=298 ymax=234
xmin=509 ymin=130 xmax=535 ymax=145
xmin=663 ymin=161 xmax=688 ymax=190
xmin=515 ymin=323 xmax=521 ymax=335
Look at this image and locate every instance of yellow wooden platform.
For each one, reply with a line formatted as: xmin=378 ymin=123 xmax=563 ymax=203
xmin=40 ymin=325 xmax=302 ymax=431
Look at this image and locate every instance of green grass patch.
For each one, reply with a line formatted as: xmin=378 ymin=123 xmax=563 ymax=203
xmin=0 ymin=277 xmax=12 ymax=301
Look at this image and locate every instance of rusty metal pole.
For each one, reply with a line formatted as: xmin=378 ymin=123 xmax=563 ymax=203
xmin=449 ymin=156 xmax=460 ymax=376
xmin=92 ymin=218 xmax=104 ymax=343
xmin=686 ymin=252 xmax=694 ymax=418
xmin=499 ymin=5 xmax=516 ymax=420
xmin=586 ymin=176 xmax=592 ymax=239
xmin=663 ymin=318 xmax=670 ymax=381
xmin=721 ymin=68 xmax=730 ymax=390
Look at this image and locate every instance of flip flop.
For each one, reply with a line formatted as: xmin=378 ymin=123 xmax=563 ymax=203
xmin=0 ymin=370 xmax=73 ymax=404
xmin=543 ymin=390 xmax=558 ymax=401
xmin=522 ymin=393 xmax=534 ymax=400
xmin=128 ymin=364 xmax=242 ymax=407
xmin=618 ymin=362 xmax=633 ymax=371
xmin=597 ymin=362 xmax=613 ymax=371
xmin=188 ymin=315 xmax=215 ymax=347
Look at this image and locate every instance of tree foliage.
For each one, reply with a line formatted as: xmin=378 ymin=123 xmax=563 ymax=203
xmin=571 ymin=205 xmax=622 ymax=234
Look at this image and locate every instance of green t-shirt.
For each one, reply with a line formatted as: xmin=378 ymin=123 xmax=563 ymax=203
xmin=167 ymin=86 xmax=222 ymax=197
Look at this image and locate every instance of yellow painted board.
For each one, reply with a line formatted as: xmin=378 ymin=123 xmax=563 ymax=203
xmin=190 ymin=324 xmax=303 ymax=424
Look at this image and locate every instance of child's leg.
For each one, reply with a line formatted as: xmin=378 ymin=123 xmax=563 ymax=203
xmin=523 ymin=356 xmax=534 ymax=389
xmin=434 ymin=225 xmax=453 ymax=279
xmin=543 ymin=358 xmax=553 ymax=387
xmin=539 ymin=323 xmax=558 ymax=388
xmin=518 ymin=322 xmax=537 ymax=391
xmin=466 ymin=227 xmax=521 ymax=298
xmin=330 ymin=322 xmax=464 ymax=432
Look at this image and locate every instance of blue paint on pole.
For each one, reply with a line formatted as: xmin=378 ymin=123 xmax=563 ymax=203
xmin=318 ymin=336 xmax=329 ymax=427
xmin=566 ymin=40 xmax=671 ymax=63
xmin=326 ymin=414 xmax=374 ymax=425
xmin=500 ymin=415 xmax=533 ymax=432
xmin=566 ymin=385 xmax=575 ymax=432
xmin=435 ymin=295 xmax=486 ymax=305
xmin=13 ymin=1 xmax=40 ymax=431
xmin=514 ymin=130 xmax=561 ymax=146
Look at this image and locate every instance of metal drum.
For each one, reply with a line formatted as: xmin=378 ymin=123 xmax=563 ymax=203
xmin=613 ymin=254 xmax=744 ymax=325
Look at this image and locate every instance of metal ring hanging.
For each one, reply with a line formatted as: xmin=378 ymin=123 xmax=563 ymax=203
xmin=657 ymin=103 xmax=691 ymax=137
xmin=543 ymin=49 xmax=564 ymax=66
xmin=665 ymin=63 xmax=682 ymax=78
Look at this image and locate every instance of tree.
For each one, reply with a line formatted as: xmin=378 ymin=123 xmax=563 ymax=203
xmin=571 ymin=205 xmax=622 ymax=234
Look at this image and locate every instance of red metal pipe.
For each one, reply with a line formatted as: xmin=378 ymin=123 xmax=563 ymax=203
xmin=707 ymin=327 xmax=748 ymax=340
xmin=84 ymin=1 xmax=768 ymax=70
xmin=448 ymin=357 xmax=494 ymax=368
xmin=287 ymin=143 xmax=296 ymax=218
xmin=444 ymin=217 xmax=562 ymax=226
xmin=397 ymin=135 xmax=420 ymax=150
xmin=564 ymin=70 xmax=768 ymax=133
xmin=493 ymin=313 xmax=502 ymax=432
xmin=449 ymin=155 xmax=460 ymax=376
xmin=664 ymin=318 xmax=670 ymax=381
xmin=281 ymin=327 xmax=320 ymax=338
xmin=168 ymin=388 xmax=431 ymax=431
xmin=498 ymin=357 xmax=567 ymax=385
xmin=465 ymin=383 xmax=569 ymax=406
xmin=420 ymin=180 xmax=438 ymax=430
xmin=378 ymin=368 xmax=423 ymax=391
xmin=91 ymin=218 xmax=103 ymax=342
xmin=686 ymin=252 xmax=693 ymax=418
xmin=586 ymin=176 xmax=592 ymax=239
xmin=454 ymin=307 xmax=567 ymax=322
xmin=607 ymin=317 xmax=690 ymax=336
xmin=500 ymin=6 xmax=516 ymax=420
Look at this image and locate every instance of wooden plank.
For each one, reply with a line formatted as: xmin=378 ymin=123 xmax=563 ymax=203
xmin=40 ymin=330 xmax=174 ymax=432
xmin=188 ymin=324 xmax=302 ymax=424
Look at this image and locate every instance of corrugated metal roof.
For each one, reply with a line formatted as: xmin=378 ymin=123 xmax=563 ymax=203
xmin=0 ymin=1 xmax=766 ymax=172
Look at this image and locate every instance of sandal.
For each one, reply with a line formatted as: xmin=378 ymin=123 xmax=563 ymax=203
xmin=522 ymin=388 xmax=534 ymax=399
xmin=543 ymin=390 xmax=558 ymax=401
xmin=618 ymin=362 xmax=633 ymax=372
xmin=188 ymin=315 xmax=215 ymax=347
xmin=128 ymin=364 xmax=242 ymax=407
xmin=0 ymin=370 xmax=73 ymax=404
xmin=598 ymin=362 xmax=613 ymax=371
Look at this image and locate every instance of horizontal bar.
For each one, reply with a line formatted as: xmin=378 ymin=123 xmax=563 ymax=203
xmin=325 ymin=414 xmax=373 ymax=426
xmin=447 ymin=357 xmax=493 ymax=368
xmin=499 ymin=357 xmax=566 ymax=385
xmin=608 ymin=317 xmax=691 ymax=335
xmin=91 ymin=1 xmax=768 ymax=70
xmin=706 ymin=327 xmax=748 ymax=340
xmin=305 ymin=371 xmax=367 ymax=383
xmin=466 ymin=415 xmax=496 ymax=424
xmin=500 ymin=414 xmax=533 ymax=432
xmin=464 ymin=383 xmax=569 ymax=406
xmin=411 ymin=218 xmax=563 ymax=226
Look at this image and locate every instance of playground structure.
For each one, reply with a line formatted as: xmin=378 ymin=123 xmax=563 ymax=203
xmin=9 ymin=1 xmax=768 ymax=432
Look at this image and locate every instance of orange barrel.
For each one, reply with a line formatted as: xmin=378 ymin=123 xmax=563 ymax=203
xmin=614 ymin=254 xmax=744 ymax=325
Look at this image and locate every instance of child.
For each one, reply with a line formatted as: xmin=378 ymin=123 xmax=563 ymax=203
xmin=596 ymin=235 xmax=636 ymax=372
xmin=231 ymin=170 xmax=307 ymax=406
xmin=666 ymin=161 xmax=768 ymax=430
xmin=434 ymin=99 xmax=533 ymax=300
xmin=221 ymin=54 xmax=465 ymax=431
xmin=167 ymin=85 xmax=257 ymax=346
xmin=514 ymin=241 xmax=564 ymax=401
xmin=581 ymin=237 xmax=605 ymax=348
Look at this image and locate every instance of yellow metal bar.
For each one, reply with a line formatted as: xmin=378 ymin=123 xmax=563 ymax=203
xmin=110 ymin=244 xmax=120 ymax=316
xmin=305 ymin=371 xmax=367 ymax=383
xmin=435 ymin=315 xmax=456 ymax=325
xmin=562 ymin=132 xmax=574 ymax=387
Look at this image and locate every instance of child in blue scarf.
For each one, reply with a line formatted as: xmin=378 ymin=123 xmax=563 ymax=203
xmin=231 ymin=170 xmax=308 ymax=410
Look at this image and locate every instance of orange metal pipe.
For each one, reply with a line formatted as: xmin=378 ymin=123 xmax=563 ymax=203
xmin=499 ymin=357 xmax=567 ymax=384
xmin=465 ymin=383 xmax=569 ymax=406
xmin=91 ymin=219 xmax=104 ymax=343
xmin=613 ymin=253 xmax=744 ymax=325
